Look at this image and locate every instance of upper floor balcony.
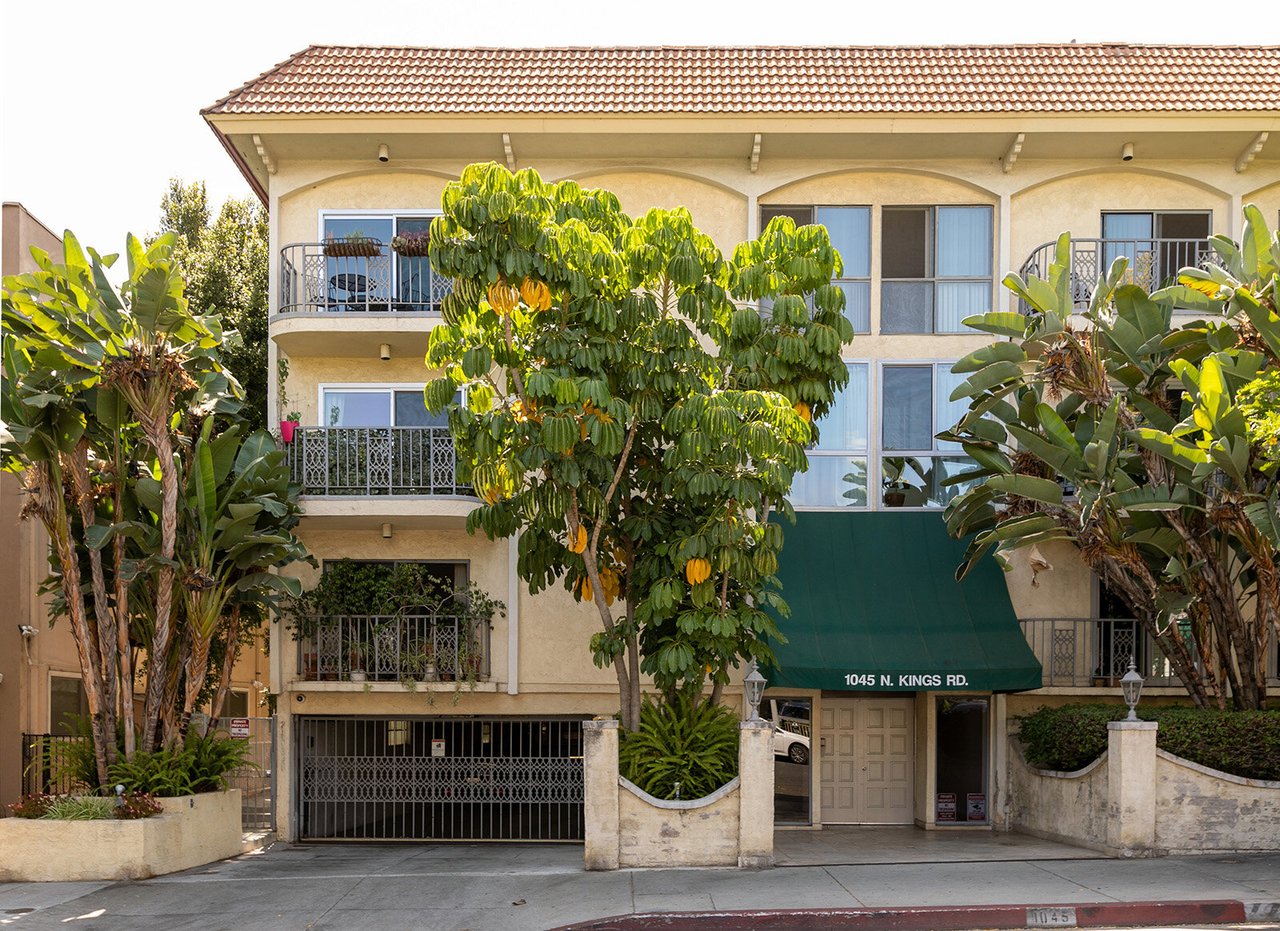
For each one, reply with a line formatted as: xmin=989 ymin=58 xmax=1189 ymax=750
xmin=273 ymin=241 xmax=452 ymax=357
xmin=281 ymin=426 xmax=476 ymax=528
xmin=1018 ymin=237 xmax=1214 ymax=312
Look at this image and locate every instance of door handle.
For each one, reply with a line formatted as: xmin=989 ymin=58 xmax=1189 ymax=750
xmin=820 ymin=737 xmax=828 ymax=751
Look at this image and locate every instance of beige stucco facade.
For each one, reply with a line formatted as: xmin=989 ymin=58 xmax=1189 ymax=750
xmin=204 ymin=96 xmax=1280 ymax=842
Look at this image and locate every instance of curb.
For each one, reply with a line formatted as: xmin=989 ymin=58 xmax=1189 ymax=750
xmin=556 ymin=899 xmax=1255 ymax=930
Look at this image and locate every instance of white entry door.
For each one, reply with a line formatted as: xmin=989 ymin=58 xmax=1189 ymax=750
xmin=819 ymin=696 xmax=914 ymax=824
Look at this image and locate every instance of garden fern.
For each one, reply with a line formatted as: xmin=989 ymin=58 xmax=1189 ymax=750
xmin=619 ymin=694 xmax=738 ymax=800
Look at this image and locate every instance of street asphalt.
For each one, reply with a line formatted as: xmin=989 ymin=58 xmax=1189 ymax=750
xmin=1 ymin=841 xmax=1278 ymax=930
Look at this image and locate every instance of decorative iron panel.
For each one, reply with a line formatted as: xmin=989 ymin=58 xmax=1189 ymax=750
xmin=278 ymin=242 xmax=452 ymax=313
xmin=282 ymin=426 xmax=470 ymax=497
xmin=297 ymin=717 xmax=585 ymax=841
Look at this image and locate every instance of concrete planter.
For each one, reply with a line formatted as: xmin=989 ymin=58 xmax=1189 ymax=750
xmin=1010 ymin=721 xmax=1280 ymax=857
xmin=583 ymin=719 xmax=774 ymax=870
xmin=0 ymin=789 xmax=243 ymax=882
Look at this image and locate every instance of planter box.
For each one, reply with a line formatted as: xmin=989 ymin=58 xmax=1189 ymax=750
xmin=583 ymin=719 xmax=774 ymax=870
xmin=0 ymin=789 xmax=242 ymax=882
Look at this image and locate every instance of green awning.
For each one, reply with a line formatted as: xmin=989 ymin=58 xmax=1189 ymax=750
xmin=764 ymin=511 xmax=1041 ymax=692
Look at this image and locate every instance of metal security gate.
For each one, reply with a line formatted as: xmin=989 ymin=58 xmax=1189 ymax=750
xmin=297 ymin=717 xmax=584 ymax=841
xmin=226 ymin=716 xmax=276 ymax=832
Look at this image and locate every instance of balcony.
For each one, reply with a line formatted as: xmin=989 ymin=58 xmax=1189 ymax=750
xmin=1018 ymin=238 xmax=1214 ymax=310
xmin=273 ymin=242 xmax=452 ymax=357
xmin=283 ymin=426 xmax=470 ymax=497
xmin=1019 ymin=617 xmax=1188 ymax=689
xmin=298 ymin=614 xmax=490 ymax=684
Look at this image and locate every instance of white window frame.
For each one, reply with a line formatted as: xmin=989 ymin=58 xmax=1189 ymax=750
xmin=318 ymin=383 xmax=459 ymax=429
xmin=875 ymin=360 xmax=975 ymax=511
xmin=791 ymin=359 xmax=872 ymax=512
xmin=879 ymin=205 xmax=996 ymax=336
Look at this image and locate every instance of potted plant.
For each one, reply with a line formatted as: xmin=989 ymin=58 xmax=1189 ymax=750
xmin=277 ymin=355 xmax=301 ymax=442
xmin=347 ymin=640 xmax=372 ymax=683
xmin=398 ymin=644 xmax=438 ymax=690
xmin=324 ymin=229 xmax=381 ymax=258
xmin=390 ymin=230 xmax=431 ymax=257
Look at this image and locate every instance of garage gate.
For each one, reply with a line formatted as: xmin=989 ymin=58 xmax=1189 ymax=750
xmin=297 ymin=716 xmax=585 ymax=841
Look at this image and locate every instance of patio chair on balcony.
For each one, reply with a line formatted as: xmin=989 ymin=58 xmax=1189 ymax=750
xmin=328 ymin=273 xmax=371 ymax=312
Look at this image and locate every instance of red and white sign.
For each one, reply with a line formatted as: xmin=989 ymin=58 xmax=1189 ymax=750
xmin=229 ymin=718 xmax=251 ymax=739
xmin=967 ymin=793 xmax=988 ymax=821
xmin=431 ymin=739 xmax=446 ymax=758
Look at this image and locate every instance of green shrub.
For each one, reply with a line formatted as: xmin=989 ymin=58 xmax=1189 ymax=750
xmin=619 ymin=693 xmax=739 ymax=800
xmin=1016 ymin=704 xmax=1280 ymax=780
xmin=39 ymin=795 xmax=116 ymax=820
xmin=107 ymin=733 xmax=254 ymax=796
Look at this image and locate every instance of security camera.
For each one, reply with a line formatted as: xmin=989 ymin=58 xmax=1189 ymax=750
xmin=18 ymin=624 xmax=37 ymax=637
xmin=377 ymin=143 xmax=390 ymax=163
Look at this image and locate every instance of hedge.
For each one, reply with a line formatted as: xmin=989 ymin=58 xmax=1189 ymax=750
xmin=1016 ymin=704 xmax=1280 ymax=781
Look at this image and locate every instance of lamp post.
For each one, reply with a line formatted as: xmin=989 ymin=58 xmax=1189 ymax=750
xmin=744 ymin=659 xmax=767 ymax=722
xmin=1121 ymin=656 xmax=1144 ymax=722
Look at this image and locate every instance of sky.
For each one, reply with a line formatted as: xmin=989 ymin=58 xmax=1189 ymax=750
xmin=3 ymin=0 xmax=1278 ymax=255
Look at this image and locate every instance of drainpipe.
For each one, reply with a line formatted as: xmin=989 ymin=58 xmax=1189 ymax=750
xmin=507 ymin=531 xmax=519 ymax=695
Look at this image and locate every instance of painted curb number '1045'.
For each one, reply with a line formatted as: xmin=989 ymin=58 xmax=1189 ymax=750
xmin=843 ymin=673 xmax=970 ymax=687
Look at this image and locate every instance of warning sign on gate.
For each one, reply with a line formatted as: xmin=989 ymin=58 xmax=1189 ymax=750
xmin=229 ymin=718 xmax=250 ymax=738
xmin=431 ymin=739 xmax=446 ymax=757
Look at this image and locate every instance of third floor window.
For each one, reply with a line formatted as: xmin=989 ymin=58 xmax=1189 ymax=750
xmin=881 ymin=206 xmax=993 ymax=335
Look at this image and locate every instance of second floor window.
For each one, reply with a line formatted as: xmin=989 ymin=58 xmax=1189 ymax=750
xmin=880 ymin=363 xmax=977 ymax=508
xmin=881 ymin=206 xmax=993 ymax=335
xmin=321 ymin=213 xmax=441 ymax=312
xmin=789 ymin=362 xmax=869 ymax=509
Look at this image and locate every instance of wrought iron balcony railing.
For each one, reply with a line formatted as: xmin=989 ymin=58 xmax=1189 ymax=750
xmin=1019 ymin=617 xmax=1190 ymax=689
xmin=1017 ymin=238 xmax=1214 ymax=311
xmin=298 ymin=614 xmax=490 ymax=683
xmin=279 ymin=242 xmax=452 ymax=314
xmin=282 ymin=426 xmax=471 ymax=497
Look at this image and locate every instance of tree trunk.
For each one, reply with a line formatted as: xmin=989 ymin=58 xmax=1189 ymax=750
xmin=112 ymin=481 xmax=136 ymax=757
xmin=141 ymin=426 xmax=180 ymax=751
xmin=69 ymin=440 xmax=118 ymax=766
xmin=208 ymin=607 xmax=242 ymax=732
xmin=39 ymin=460 xmax=111 ymax=786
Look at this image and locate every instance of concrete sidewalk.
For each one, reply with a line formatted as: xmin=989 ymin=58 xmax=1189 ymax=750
xmin=1 ymin=842 xmax=1278 ymax=931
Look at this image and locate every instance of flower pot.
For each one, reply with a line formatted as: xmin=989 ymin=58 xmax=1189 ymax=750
xmin=349 ymin=670 xmax=367 ymax=683
xmin=280 ymin=420 xmax=298 ymax=443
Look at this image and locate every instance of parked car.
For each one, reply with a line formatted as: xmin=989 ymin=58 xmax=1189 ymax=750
xmin=763 ymin=699 xmax=811 ymax=765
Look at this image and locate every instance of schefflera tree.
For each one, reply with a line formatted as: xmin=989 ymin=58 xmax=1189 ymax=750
xmin=425 ymin=164 xmax=852 ymax=730
xmin=941 ymin=206 xmax=1280 ymax=710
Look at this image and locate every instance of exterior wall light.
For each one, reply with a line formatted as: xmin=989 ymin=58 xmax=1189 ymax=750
xmin=381 ymin=522 xmax=393 ymax=539
xmin=1121 ymin=142 xmax=1135 ymax=162
xmin=379 ymin=343 xmax=391 ymax=361
xmin=1121 ymin=656 xmax=1144 ymax=721
xmin=744 ymin=659 xmax=767 ymax=721
xmin=377 ymin=143 xmax=390 ymax=163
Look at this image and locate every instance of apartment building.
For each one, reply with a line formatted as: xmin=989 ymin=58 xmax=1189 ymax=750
xmin=0 ymin=203 xmax=272 ymax=808
xmin=203 ymin=44 xmax=1280 ymax=842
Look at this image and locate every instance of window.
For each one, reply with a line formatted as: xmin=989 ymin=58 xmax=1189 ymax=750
xmin=881 ymin=206 xmax=993 ymax=334
xmin=790 ymin=363 xmax=869 ymax=509
xmin=321 ymin=212 xmax=440 ymax=312
xmin=880 ymin=363 xmax=977 ymax=508
xmin=224 ymin=690 xmax=251 ymax=719
xmin=49 ymin=676 xmax=88 ymax=736
xmin=760 ymin=206 xmax=871 ymax=333
xmin=320 ymin=386 xmax=456 ymax=428
xmin=1101 ymin=211 xmax=1211 ymax=292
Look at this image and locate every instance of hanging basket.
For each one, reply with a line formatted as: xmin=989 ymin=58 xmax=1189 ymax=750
xmin=391 ymin=235 xmax=431 ymax=257
xmin=324 ymin=238 xmax=381 ymax=258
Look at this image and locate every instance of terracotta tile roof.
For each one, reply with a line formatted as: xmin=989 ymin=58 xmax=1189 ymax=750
xmin=204 ymin=44 xmax=1280 ymax=116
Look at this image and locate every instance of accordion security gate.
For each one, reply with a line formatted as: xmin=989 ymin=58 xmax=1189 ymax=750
xmin=297 ymin=717 xmax=585 ymax=841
